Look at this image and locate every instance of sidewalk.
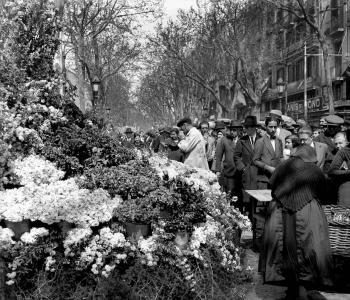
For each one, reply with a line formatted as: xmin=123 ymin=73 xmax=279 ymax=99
xmin=244 ymin=249 xmax=350 ymax=300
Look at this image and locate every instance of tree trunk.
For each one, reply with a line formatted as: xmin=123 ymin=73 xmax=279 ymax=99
xmin=320 ymin=40 xmax=335 ymax=114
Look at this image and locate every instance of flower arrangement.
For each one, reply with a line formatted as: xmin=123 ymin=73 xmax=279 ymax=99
xmin=0 ymin=177 xmax=122 ymax=226
xmin=13 ymin=154 xmax=64 ymax=185
xmin=115 ymin=197 xmax=159 ymax=224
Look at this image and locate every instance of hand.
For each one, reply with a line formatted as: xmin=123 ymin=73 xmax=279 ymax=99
xmin=265 ymin=166 xmax=275 ymax=174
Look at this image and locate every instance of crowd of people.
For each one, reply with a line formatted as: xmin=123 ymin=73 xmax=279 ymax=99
xmin=120 ymin=109 xmax=350 ymax=299
xmin=121 ymin=109 xmax=350 ymax=210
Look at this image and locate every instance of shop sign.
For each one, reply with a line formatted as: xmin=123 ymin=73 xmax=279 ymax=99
xmin=286 ymin=97 xmax=323 ymax=114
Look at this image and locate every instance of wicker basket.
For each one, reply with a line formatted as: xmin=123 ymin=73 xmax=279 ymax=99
xmin=323 ymin=205 xmax=350 ymax=257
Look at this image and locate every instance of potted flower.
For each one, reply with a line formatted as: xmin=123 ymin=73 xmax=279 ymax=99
xmin=148 ymin=187 xmax=182 ymax=219
xmin=115 ymin=197 xmax=158 ymax=240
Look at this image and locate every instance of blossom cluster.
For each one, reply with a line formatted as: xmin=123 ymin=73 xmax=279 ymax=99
xmin=149 ymin=155 xmax=220 ymax=193
xmin=13 ymin=155 xmax=64 ymax=185
xmin=0 ymin=226 xmax=15 ymax=251
xmin=20 ymin=227 xmax=49 ymax=244
xmin=0 ymin=177 xmax=122 ymax=226
xmin=138 ymin=236 xmax=159 ymax=266
xmin=76 ymin=227 xmax=129 ymax=277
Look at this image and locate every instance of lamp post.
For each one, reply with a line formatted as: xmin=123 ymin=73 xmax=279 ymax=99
xmin=277 ymin=77 xmax=285 ymax=113
xmin=91 ymin=76 xmax=101 ymax=107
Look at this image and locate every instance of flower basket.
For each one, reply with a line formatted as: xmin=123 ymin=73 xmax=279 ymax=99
xmin=125 ymin=222 xmax=151 ymax=240
xmin=4 ymin=219 xmax=30 ymax=239
xmin=323 ymin=205 xmax=350 ymax=257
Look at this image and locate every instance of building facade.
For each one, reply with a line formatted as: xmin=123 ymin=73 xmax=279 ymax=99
xmin=261 ymin=0 xmax=350 ymax=124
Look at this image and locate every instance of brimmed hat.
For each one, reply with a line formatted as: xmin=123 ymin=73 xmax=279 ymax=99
xmin=269 ymin=110 xmax=283 ymax=120
xmin=177 ymin=117 xmax=192 ymax=127
xmin=243 ymin=115 xmax=258 ymax=127
xmin=125 ymin=127 xmax=133 ymax=134
xmin=324 ymin=114 xmax=344 ymax=126
xmin=291 ymin=145 xmax=317 ymax=163
xmin=214 ymin=121 xmax=225 ymax=130
xmin=228 ymin=120 xmax=243 ymax=129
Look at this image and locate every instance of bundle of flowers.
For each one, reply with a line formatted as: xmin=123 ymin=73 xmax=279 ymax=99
xmin=0 ymin=176 xmax=122 ymax=226
xmin=149 ymin=155 xmax=220 ymax=194
xmin=13 ymin=154 xmax=64 ymax=185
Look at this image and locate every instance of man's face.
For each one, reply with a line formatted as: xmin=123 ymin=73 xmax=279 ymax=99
xmin=126 ymin=132 xmax=132 ymax=138
xmin=170 ymin=131 xmax=178 ymax=140
xmin=266 ymin=121 xmax=278 ymax=137
xmin=181 ymin=123 xmax=189 ymax=134
xmin=334 ymin=135 xmax=348 ymax=151
xmin=231 ymin=128 xmax=238 ymax=138
xmin=200 ymin=124 xmax=209 ymax=135
xmin=326 ymin=126 xmax=340 ymax=137
xmin=299 ymin=133 xmax=312 ymax=145
xmin=245 ymin=126 xmax=256 ymax=137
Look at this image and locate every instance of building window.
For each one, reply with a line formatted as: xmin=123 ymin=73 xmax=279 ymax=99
xmin=288 ymin=64 xmax=295 ymax=82
xmin=346 ymin=79 xmax=350 ymax=100
xmin=286 ymin=28 xmax=294 ymax=47
xmin=295 ymin=60 xmax=304 ymax=81
xmin=307 ymin=56 xmax=313 ymax=77
xmin=333 ymin=83 xmax=341 ymax=101
xmin=277 ymin=67 xmax=285 ymax=82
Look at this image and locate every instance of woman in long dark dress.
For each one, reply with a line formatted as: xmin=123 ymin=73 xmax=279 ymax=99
xmin=259 ymin=145 xmax=333 ymax=299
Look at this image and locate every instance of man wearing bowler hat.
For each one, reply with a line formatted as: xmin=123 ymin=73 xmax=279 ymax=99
xmin=122 ymin=127 xmax=134 ymax=148
xmin=234 ymin=116 xmax=259 ymax=213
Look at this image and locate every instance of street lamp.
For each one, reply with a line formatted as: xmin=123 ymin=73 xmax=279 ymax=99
xmin=91 ymin=76 xmax=101 ymax=107
xmin=277 ymin=77 xmax=285 ymax=112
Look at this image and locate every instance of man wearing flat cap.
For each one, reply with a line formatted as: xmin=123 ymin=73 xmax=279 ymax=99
xmin=177 ymin=117 xmax=209 ymax=170
xmin=314 ymin=114 xmax=344 ymax=171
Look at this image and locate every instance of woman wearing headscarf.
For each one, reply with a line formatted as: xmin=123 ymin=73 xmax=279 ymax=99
xmin=259 ymin=145 xmax=333 ymax=300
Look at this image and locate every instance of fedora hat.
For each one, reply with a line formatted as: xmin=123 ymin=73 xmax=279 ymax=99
xmin=243 ymin=115 xmax=258 ymax=127
xmin=125 ymin=127 xmax=133 ymax=134
xmin=228 ymin=120 xmax=243 ymax=129
xmin=269 ymin=110 xmax=283 ymax=120
xmin=214 ymin=121 xmax=225 ymax=130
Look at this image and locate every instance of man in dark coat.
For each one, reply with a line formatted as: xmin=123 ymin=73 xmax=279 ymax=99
xmin=234 ymin=116 xmax=259 ymax=213
xmin=121 ymin=127 xmax=134 ymax=148
xmin=253 ymin=117 xmax=284 ymax=189
xmin=214 ymin=121 xmax=237 ymax=197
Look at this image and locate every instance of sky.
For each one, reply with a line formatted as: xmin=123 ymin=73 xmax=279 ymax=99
xmin=163 ymin=0 xmax=198 ymax=19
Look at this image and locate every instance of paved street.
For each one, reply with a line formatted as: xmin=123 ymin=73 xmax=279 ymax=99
xmin=244 ymin=249 xmax=350 ymax=300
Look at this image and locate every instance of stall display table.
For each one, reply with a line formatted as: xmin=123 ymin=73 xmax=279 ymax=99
xmin=244 ymin=190 xmax=272 ymax=248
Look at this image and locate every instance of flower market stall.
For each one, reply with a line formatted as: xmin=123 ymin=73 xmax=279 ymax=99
xmin=0 ymin=1 xmax=252 ymax=299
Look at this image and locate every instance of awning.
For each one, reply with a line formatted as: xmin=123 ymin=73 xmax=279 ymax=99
xmin=342 ymin=65 xmax=350 ymax=78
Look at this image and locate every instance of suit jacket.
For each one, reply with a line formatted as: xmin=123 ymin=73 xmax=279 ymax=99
xmin=253 ymin=134 xmax=283 ymax=183
xmin=234 ymin=135 xmax=258 ymax=189
xmin=214 ymin=136 xmax=236 ymax=177
xmin=313 ymin=141 xmax=328 ymax=170
xmin=277 ymin=128 xmax=291 ymax=149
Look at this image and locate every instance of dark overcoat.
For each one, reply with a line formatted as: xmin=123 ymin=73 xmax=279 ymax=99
xmin=214 ymin=136 xmax=236 ymax=177
xmin=234 ymin=135 xmax=258 ymax=190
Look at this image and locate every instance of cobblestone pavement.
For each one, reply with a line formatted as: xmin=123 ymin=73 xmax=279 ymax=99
xmin=244 ymin=249 xmax=350 ymax=300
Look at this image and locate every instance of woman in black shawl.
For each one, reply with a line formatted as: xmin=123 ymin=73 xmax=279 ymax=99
xmin=259 ymin=145 xmax=333 ymax=299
